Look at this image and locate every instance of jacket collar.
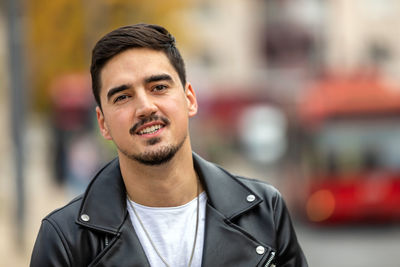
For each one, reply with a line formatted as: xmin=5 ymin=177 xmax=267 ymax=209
xmin=193 ymin=153 xmax=263 ymax=220
xmin=76 ymin=153 xmax=262 ymax=233
xmin=76 ymin=158 xmax=127 ymax=234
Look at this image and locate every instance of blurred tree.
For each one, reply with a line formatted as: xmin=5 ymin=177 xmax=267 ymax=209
xmin=26 ymin=0 xmax=189 ymax=111
xmin=27 ymin=0 xmax=86 ymax=110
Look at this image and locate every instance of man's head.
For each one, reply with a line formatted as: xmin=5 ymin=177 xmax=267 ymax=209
xmin=92 ymin=24 xmax=198 ymax=166
xmin=91 ymin=23 xmax=187 ymax=109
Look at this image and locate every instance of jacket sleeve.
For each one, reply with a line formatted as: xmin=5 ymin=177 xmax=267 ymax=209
xmin=30 ymin=219 xmax=71 ymax=267
xmin=273 ymin=192 xmax=308 ymax=267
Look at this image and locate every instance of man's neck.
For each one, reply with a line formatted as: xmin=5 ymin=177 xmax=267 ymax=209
xmin=119 ymin=144 xmax=201 ymax=207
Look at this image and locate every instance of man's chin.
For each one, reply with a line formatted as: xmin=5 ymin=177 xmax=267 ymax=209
xmin=135 ymin=155 xmax=174 ymax=166
xmin=119 ymin=133 xmax=187 ymax=166
xmin=123 ymin=144 xmax=181 ymax=166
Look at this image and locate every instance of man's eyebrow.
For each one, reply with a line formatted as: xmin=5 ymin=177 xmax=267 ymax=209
xmin=145 ymin=74 xmax=173 ymax=84
xmin=106 ymin=84 xmax=132 ymax=101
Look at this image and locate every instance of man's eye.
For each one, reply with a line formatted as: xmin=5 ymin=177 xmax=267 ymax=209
xmin=153 ymin=85 xmax=167 ymax=92
xmin=114 ymin=95 xmax=129 ymax=103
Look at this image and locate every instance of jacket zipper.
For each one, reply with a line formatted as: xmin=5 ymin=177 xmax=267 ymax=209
xmin=264 ymin=251 xmax=275 ymax=267
xmin=105 ymin=236 xmax=109 ymax=246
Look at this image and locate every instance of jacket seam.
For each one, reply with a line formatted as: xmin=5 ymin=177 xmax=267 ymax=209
xmin=272 ymin=190 xmax=280 ymax=237
xmin=43 ymin=218 xmax=73 ymax=266
xmin=75 ymin=221 xmax=120 ymax=235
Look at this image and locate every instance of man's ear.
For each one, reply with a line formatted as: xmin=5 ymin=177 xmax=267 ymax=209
xmin=185 ymin=83 xmax=198 ymax=118
xmin=96 ymin=106 xmax=112 ymax=140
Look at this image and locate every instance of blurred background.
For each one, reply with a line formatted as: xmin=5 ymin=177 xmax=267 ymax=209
xmin=1 ymin=0 xmax=400 ymax=266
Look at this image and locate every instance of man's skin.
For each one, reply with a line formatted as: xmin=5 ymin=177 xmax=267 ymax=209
xmin=96 ymin=47 xmax=203 ymax=207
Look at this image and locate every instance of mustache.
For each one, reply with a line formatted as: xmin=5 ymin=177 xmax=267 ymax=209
xmin=129 ymin=115 xmax=170 ymax=135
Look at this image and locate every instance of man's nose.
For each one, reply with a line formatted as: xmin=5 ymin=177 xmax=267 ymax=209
xmin=135 ymin=92 xmax=157 ymax=118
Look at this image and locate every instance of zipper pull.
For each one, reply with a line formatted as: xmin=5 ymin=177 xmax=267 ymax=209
xmin=264 ymin=251 xmax=276 ymax=267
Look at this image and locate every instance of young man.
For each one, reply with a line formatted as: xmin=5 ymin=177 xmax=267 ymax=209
xmin=31 ymin=24 xmax=308 ymax=267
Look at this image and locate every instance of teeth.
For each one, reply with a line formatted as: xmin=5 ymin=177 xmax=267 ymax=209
xmin=138 ymin=124 xmax=162 ymax=135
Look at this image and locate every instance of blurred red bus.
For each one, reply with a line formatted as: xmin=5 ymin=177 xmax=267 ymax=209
xmin=298 ymin=74 xmax=400 ymax=224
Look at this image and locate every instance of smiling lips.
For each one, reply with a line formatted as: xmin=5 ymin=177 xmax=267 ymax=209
xmin=130 ymin=115 xmax=170 ymax=136
xmin=137 ymin=123 xmax=164 ymax=135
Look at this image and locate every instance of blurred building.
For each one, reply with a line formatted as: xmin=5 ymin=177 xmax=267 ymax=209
xmin=186 ymin=0 xmax=400 ymax=100
xmin=325 ymin=0 xmax=400 ymax=81
xmin=23 ymin=0 xmax=400 ymax=111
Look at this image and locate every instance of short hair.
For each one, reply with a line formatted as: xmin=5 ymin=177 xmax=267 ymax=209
xmin=90 ymin=24 xmax=186 ymax=108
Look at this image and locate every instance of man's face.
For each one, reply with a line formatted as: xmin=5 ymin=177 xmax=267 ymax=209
xmin=96 ymin=48 xmax=197 ymax=165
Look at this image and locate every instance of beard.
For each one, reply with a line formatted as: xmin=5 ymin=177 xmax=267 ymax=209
xmin=119 ymin=133 xmax=187 ymax=166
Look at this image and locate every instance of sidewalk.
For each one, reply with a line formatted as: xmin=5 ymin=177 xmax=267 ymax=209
xmin=0 ymin=114 xmax=68 ymax=266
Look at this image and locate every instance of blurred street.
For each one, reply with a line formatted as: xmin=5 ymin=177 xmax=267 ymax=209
xmin=0 ymin=117 xmax=69 ymax=266
xmin=297 ymin=223 xmax=400 ymax=267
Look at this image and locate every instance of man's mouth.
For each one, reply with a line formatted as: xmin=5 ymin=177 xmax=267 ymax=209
xmin=129 ymin=115 xmax=170 ymax=136
xmin=137 ymin=124 xmax=165 ymax=135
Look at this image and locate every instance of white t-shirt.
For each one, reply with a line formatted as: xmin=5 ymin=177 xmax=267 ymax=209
xmin=127 ymin=192 xmax=207 ymax=267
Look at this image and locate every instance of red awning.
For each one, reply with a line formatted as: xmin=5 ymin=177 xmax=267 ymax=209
xmin=299 ymin=74 xmax=400 ymax=125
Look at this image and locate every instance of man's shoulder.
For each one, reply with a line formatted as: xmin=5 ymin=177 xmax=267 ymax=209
xmin=42 ymin=157 xmax=121 ymax=225
xmin=194 ymin=153 xmax=282 ymax=204
xmin=235 ymin=175 xmax=279 ymax=195
xmin=221 ymin=168 xmax=282 ymax=204
xmin=213 ymin=162 xmax=280 ymax=196
xmin=42 ymin=195 xmax=83 ymax=226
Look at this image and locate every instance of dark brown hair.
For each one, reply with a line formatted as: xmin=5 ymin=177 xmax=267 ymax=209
xmin=90 ymin=24 xmax=186 ymax=108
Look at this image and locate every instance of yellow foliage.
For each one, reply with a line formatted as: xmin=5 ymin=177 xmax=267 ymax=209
xmin=26 ymin=0 xmax=189 ymax=111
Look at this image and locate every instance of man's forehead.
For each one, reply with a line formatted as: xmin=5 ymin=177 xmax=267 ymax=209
xmin=99 ymin=48 xmax=178 ymax=90
xmin=105 ymin=47 xmax=170 ymax=66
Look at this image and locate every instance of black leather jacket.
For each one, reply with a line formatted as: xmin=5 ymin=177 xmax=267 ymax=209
xmin=31 ymin=153 xmax=308 ymax=267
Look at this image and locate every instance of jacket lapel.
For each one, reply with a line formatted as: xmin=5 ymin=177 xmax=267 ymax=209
xmin=77 ymin=159 xmax=150 ymax=267
xmin=193 ymin=153 xmax=275 ymax=266
xmin=89 ymin=217 xmax=150 ymax=267
xmin=202 ymin=204 xmax=273 ymax=267
xmin=193 ymin=153 xmax=262 ymax=219
xmin=76 ymin=159 xmax=127 ymax=234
